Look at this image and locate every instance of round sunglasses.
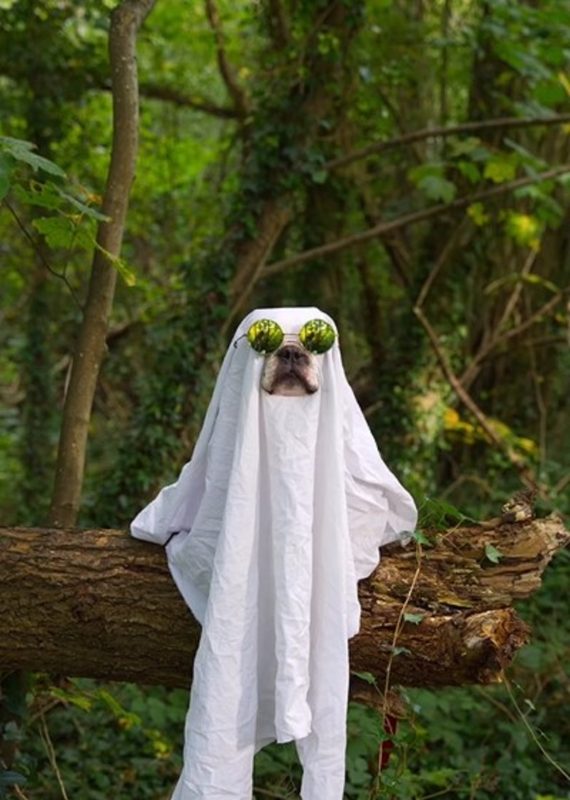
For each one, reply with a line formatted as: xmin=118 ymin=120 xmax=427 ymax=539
xmin=234 ymin=318 xmax=337 ymax=355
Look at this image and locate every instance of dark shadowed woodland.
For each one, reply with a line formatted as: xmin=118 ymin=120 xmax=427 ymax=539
xmin=0 ymin=0 xmax=569 ymax=798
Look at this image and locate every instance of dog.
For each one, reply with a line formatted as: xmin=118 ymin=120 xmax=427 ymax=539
xmin=261 ymin=336 xmax=320 ymax=396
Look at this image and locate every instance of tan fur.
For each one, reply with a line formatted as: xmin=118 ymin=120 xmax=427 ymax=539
xmin=261 ymin=337 xmax=320 ymax=396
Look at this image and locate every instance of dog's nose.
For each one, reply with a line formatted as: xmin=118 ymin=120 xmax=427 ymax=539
xmin=277 ymin=345 xmax=307 ymax=365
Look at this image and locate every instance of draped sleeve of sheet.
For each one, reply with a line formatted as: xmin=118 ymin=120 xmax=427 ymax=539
xmin=342 ymin=378 xmax=418 ymax=581
xmin=129 ymin=343 xmax=234 ymax=546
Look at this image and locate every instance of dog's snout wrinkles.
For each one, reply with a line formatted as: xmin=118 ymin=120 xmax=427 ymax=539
xmin=261 ymin=340 xmax=318 ymax=395
xmin=278 ymin=345 xmax=307 ymax=365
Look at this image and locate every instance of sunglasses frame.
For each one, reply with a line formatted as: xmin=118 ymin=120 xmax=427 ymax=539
xmin=234 ymin=318 xmax=337 ymax=355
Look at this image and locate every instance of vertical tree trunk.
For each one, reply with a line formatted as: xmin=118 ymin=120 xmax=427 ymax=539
xmin=49 ymin=0 xmax=156 ymax=528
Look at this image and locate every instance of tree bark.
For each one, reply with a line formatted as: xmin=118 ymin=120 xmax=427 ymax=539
xmin=0 ymin=516 xmax=566 ymax=689
xmin=49 ymin=0 xmax=155 ymax=529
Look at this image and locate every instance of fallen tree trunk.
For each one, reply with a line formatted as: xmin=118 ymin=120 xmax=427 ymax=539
xmin=0 ymin=516 xmax=567 ymax=688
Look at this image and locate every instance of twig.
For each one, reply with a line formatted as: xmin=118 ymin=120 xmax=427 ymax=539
xmin=460 ymin=250 xmax=536 ymax=389
xmin=460 ymin=288 xmax=567 ymax=389
xmin=263 ymin=166 xmax=570 ymax=277
xmin=473 ymin=686 xmax=518 ymax=725
xmin=418 ymin=787 xmax=462 ymax=800
xmin=501 ymin=671 xmax=570 ymax=784
xmin=440 ymin=473 xmax=494 ymax=500
xmin=38 ymin=713 xmax=70 ymax=800
xmin=526 ymin=331 xmax=548 ymax=469
xmin=413 ymin=305 xmax=542 ymax=493
xmin=266 ymin=0 xmax=290 ymax=48
xmin=3 ymin=199 xmax=82 ymax=310
xmin=327 ymin=113 xmax=570 ymax=171
xmin=378 ymin=542 xmax=423 ymax=775
xmin=498 ymin=250 xmax=537 ymax=330
xmin=554 ymin=473 xmax=570 ymax=495
xmin=98 ymin=80 xmax=238 ymax=118
xmin=205 ymin=0 xmax=250 ymax=119
xmin=139 ymin=82 xmax=238 ymax=118
xmin=415 ymin=217 xmax=471 ymax=309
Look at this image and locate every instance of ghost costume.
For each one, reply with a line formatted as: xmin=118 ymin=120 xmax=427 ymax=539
xmin=130 ymin=307 xmax=417 ymax=800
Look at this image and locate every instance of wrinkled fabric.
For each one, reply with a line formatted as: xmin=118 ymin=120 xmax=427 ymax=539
xmin=130 ymin=307 xmax=417 ymax=800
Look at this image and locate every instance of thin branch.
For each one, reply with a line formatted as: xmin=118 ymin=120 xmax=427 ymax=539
xmin=527 ymin=338 xmax=548 ymax=468
xmin=460 ymin=288 xmax=567 ymax=389
xmin=39 ymin=713 xmax=70 ymax=800
xmin=440 ymin=473 xmax=495 ymax=500
xmin=3 ymin=199 xmax=82 ymax=310
xmin=379 ymin=542 xmax=423 ymax=776
xmin=502 ymin=672 xmax=570 ymax=783
xmin=351 ymin=159 xmax=413 ymax=290
xmin=327 ymin=113 xmax=570 ymax=171
xmin=139 ymin=82 xmax=238 ymax=118
xmin=498 ymin=250 xmax=537 ymax=329
xmin=456 ymin=249 xmax=536 ymax=391
xmin=473 ymin=686 xmax=519 ymax=725
xmin=263 ymin=165 xmax=570 ymax=278
xmin=222 ymin=199 xmax=293 ymax=336
xmin=461 ymin=335 xmax=567 ymax=371
xmin=266 ymin=0 xmax=290 ymax=48
xmin=205 ymin=0 xmax=250 ymax=118
xmin=415 ymin=216 xmax=471 ymax=309
xmin=554 ymin=473 xmax=570 ymax=495
xmin=98 ymin=80 xmax=238 ymax=118
xmin=413 ymin=306 xmax=542 ymax=493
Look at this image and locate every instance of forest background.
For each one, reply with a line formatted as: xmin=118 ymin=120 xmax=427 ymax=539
xmin=0 ymin=0 xmax=569 ymax=798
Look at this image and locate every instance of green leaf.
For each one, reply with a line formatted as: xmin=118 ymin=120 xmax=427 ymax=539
xmin=0 ymin=135 xmax=35 ymax=151
xmin=418 ymin=496 xmax=473 ymax=528
xmin=311 ymin=168 xmax=328 ymax=184
xmin=411 ymin=529 xmax=432 ymax=546
xmin=483 ymin=155 xmax=518 ymax=184
xmin=0 ymin=771 xmax=26 ymax=788
xmin=391 ymin=646 xmax=412 ymax=657
xmin=0 ymin=136 xmax=66 ymax=177
xmin=351 ymin=671 xmax=378 ymax=686
xmin=468 ymin=201 xmax=490 ymax=226
xmin=504 ymin=212 xmax=542 ymax=247
xmin=94 ymin=242 xmax=136 ymax=286
xmin=457 ymin=160 xmax=481 ymax=184
xmin=14 ymin=182 xmax=108 ymax=221
xmin=504 ymin=138 xmax=547 ymax=170
xmin=449 ymin=137 xmax=482 ymax=157
xmin=49 ymin=686 xmax=93 ymax=711
xmin=409 ymin=164 xmax=457 ymax=202
xmin=484 ymin=544 xmax=503 ymax=564
xmin=33 ymin=215 xmax=94 ymax=251
xmin=14 ymin=182 xmax=63 ymax=211
xmin=419 ymin=175 xmax=457 ymax=203
xmin=56 ymin=187 xmax=109 ymax=221
xmin=403 ymin=612 xmax=424 ymax=625
xmin=0 ymin=153 xmax=13 ymax=200
xmin=97 ymin=688 xmax=126 ymax=717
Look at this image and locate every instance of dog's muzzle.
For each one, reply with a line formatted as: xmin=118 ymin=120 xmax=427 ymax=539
xmin=261 ymin=343 xmax=320 ymax=396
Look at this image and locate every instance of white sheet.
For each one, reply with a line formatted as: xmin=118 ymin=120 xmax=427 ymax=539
xmin=131 ymin=307 xmax=417 ymax=799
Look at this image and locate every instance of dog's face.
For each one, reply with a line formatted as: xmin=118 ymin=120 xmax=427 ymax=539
xmin=261 ymin=337 xmax=320 ymax=396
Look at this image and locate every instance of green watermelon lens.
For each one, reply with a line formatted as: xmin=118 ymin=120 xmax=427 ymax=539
xmin=299 ymin=319 xmax=336 ymax=354
xmin=246 ymin=319 xmax=284 ymax=353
